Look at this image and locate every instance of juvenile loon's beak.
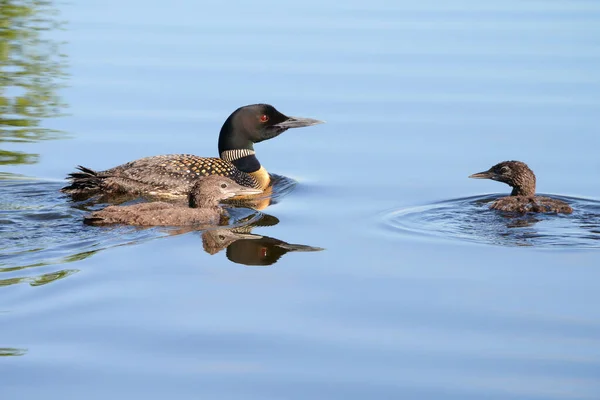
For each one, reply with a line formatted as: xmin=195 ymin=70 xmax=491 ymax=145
xmin=273 ymin=116 xmax=324 ymax=129
xmin=229 ymin=186 xmax=263 ymax=197
xmin=469 ymin=170 xmax=495 ymax=180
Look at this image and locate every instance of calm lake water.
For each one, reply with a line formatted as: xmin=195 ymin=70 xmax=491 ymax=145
xmin=2 ymin=0 xmax=600 ymax=399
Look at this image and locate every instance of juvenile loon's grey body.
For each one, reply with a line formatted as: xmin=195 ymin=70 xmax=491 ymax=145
xmin=84 ymin=176 xmax=262 ymax=226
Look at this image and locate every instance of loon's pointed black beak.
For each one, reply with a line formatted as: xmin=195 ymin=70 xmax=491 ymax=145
xmin=273 ymin=116 xmax=324 ymax=129
xmin=469 ymin=170 xmax=496 ymax=180
xmin=261 ymin=115 xmax=324 ymax=141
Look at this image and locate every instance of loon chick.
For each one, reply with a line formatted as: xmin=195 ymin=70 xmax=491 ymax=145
xmin=84 ymin=176 xmax=262 ymax=226
xmin=469 ymin=161 xmax=573 ymax=214
xmin=62 ymin=104 xmax=323 ymax=199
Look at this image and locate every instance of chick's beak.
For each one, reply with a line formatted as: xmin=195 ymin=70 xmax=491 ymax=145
xmin=469 ymin=170 xmax=495 ymax=180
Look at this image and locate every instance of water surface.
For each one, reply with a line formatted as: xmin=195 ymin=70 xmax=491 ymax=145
xmin=2 ymin=0 xmax=600 ymax=399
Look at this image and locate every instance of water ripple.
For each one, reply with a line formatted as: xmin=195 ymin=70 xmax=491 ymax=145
xmin=382 ymin=194 xmax=600 ymax=249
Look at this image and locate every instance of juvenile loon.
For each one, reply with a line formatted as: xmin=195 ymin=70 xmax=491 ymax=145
xmin=84 ymin=176 xmax=262 ymax=226
xmin=62 ymin=104 xmax=323 ymax=199
xmin=469 ymin=160 xmax=573 ymax=214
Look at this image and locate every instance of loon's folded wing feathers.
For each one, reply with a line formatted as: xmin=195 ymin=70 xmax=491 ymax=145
xmin=63 ymin=155 xmax=258 ymax=197
xmin=103 ymin=155 xmax=256 ymax=192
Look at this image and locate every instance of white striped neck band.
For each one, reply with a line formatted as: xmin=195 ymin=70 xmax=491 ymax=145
xmin=220 ymin=149 xmax=256 ymax=162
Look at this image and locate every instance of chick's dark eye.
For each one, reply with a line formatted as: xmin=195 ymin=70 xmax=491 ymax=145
xmin=221 ymin=183 xmax=227 ymax=188
xmin=260 ymin=114 xmax=269 ymax=123
xmin=500 ymin=166 xmax=509 ymax=173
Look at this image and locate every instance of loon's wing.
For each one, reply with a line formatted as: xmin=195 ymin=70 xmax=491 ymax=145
xmin=63 ymin=154 xmax=258 ymax=197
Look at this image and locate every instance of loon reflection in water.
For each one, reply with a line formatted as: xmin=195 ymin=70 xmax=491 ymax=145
xmin=166 ymin=213 xmax=324 ymax=266
xmin=202 ymin=216 xmax=324 ymax=266
xmin=469 ymin=161 xmax=573 ymax=214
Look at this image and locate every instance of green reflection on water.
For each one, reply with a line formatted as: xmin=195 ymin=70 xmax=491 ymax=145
xmin=0 ymin=0 xmax=68 ymax=165
xmin=0 ymin=249 xmax=98 ymax=286
xmin=0 ymin=268 xmax=79 ymax=286
xmin=0 ymin=347 xmax=27 ymax=356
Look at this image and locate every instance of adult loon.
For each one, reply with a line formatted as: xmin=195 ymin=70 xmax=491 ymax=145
xmin=62 ymin=104 xmax=323 ymax=199
xmin=469 ymin=160 xmax=573 ymax=214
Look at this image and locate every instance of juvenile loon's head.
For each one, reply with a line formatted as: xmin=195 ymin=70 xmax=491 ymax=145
xmin=469 ymin=160 xmax=536 ymax=196
xmin=218 ymin=104 xmax=324 ymax=153
xmin=188 ymin=176 xmax=262 ymax=208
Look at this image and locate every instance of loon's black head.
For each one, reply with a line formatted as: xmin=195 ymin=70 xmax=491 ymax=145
xmin=218 ymin=104 xmax=323 ymax=153
xmin=469 ymin=160 xmax=536 ymax=196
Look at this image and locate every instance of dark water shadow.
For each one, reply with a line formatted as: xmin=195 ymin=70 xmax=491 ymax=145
xmin=382 ymin=194 xmax=600 ymax=249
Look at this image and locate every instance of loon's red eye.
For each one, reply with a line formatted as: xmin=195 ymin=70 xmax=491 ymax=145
xmin=260 ymin=114 xmax=269 ymax=123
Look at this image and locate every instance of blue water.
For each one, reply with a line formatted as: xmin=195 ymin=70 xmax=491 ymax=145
xmin=2 ymin=0 xmax=600 ymax=399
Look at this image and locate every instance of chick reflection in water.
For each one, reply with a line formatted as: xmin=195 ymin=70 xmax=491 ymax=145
xmin=200 ymin=214 xmax=324 ymax=266
xmin=84 ymin=176 xmax=261 ymax=226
